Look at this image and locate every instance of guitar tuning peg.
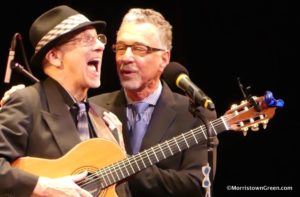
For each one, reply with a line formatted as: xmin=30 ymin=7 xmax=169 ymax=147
xmin=241 ymin=126 xmax=249 ymax=135
xmin=240 ymin=100 xmax=247 ymax=105
xmin=263 ymin=123 xmax=268 ymax=129
xmin=251 ymin=124 xmax=259 ymax=131
xmin=239 ymin=121 xmax=245 ymax=127
xmin=262 ymin=119 xmax=269 ymax=129
xmin=259 ymin=114 xmax=264 ymax=119
xmin=230 ymin=104 xmax=238 ymax=110
xmin=258 ymin=115 xmax=269 ymax=129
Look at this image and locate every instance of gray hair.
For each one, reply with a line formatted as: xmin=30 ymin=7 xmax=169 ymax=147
xmin=118 ymin=8 xmax=173 ymax=50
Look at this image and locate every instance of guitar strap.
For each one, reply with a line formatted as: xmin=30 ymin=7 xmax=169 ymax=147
xmin=88 ymin=107 xmax=126 ymax=154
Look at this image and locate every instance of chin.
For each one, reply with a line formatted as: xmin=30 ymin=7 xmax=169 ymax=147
xmin=121 ymin=80 xmax=141 ymax=91
xmin=88 ymin=81 xmax=101 ymax=89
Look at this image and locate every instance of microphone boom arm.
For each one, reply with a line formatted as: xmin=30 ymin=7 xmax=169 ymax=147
xmin=11 ymin=62 xmax=39 ymax=83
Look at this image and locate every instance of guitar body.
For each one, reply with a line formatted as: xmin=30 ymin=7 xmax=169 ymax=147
xmin=12 ymin=138 xmax=126 ymax=197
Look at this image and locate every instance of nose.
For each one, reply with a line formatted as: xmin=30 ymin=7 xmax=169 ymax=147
xmin=123 ymin=46 xmax=135 ymax=57
xmin=118 ymin=47 xmax=135 ymax=63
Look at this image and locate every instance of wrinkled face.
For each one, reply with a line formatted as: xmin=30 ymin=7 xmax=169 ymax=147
xmin=55 ymin=27 xmax=106 ymax=91
xmin=115 ymin=22 xmax=170 ymax=94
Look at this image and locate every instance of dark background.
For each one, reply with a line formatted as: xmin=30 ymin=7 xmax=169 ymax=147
xmin=0 ymin=0 xmax=297 ymax=196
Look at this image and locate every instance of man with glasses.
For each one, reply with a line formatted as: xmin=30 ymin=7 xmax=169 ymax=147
xmin=90 ymin=8 xmax=218 ymax=197
xmin=0 ymin=5 xmax=125 ymax=197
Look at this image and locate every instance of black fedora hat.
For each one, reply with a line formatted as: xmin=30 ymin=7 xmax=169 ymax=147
xmin=30 ymin=5 xmax=106 ymax=67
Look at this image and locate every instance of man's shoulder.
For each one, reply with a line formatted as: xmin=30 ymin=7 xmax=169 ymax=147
xmin=8 ymin=83 xmax=41 ymax=100
xmin=162 ymin=86 xmax=217 ymax=121
xmin=89 ymin=90 xmax=121 ymax=106
xmin=161 ymin=83 xmax=190 ymax=107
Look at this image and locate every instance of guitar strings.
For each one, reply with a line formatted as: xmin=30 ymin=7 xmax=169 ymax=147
xmin=78 ymin=113 xmax=233 ymax=188
xmin=78 ymin=113 xmax=235 ymax=189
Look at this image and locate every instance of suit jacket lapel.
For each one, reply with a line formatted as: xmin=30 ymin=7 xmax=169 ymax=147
xmin=41 ymin=79 xmax=80 ymax=155
xmin=141 ymin=83 xmax=177 ymax=151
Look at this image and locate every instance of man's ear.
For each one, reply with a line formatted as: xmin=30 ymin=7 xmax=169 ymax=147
xmin=160 ymin=50 xmax=171 ymax=71
xmin=45 ymin=48 xmax=63 ymax=67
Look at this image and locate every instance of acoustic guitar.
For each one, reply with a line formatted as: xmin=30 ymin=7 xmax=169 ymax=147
xmin=12 ymin=91 xmax=283 ymax=197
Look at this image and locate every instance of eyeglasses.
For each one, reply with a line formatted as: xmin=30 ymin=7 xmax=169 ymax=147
xmin=112 ymin=43 xmax=166 ymax=56
xmin=68 ymin=33 xmax=107 ymax=46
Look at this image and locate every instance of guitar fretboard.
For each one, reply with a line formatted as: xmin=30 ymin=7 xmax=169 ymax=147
xmin=92 ymin=116 xmax=228 ymax=189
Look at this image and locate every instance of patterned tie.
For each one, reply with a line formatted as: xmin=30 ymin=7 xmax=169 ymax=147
xmin=131 ymin=102 xmax=149 ymax=154
xmin=77 ymin=102 xmax=90 ymax=141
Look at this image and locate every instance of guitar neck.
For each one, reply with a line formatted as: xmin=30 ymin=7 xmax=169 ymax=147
xmin=95 ymin=116 xmax=228 ymax=189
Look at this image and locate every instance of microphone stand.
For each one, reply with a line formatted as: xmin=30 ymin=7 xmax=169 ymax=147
xmin=189 ymin=101 xmax=217 ymax=197
xmin=11 ymin=61 xmax=39 ymax=83
xmin=4 ymin=32 xmax=39 ymax=84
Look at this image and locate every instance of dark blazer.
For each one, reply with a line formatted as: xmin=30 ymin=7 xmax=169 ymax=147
xmin=0 ymin=78 xmax=109 ymax=197
xmin=90 ymin=81 xmax=218 ymax=197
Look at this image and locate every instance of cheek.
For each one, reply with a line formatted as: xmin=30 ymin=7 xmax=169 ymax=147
xmin=116 ymin=61 xmax=121 ymax=72
xmin=115 ymin=56 xmax=123 ymax=68
xmin=144 ymin=58 xmax=161 ymax=70
xmin=140 ymin=64 xmax=157 ymax=77
xmin=158 ymin=64 xmax=165 ymax=72
xmin=67 ymin=60 xmax=85 ymax=77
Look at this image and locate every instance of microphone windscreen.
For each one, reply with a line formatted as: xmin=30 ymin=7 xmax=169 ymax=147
xmin=161 ymin=62 xmax=189 ymax=93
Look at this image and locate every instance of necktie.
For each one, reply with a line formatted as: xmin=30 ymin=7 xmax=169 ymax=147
xmin=131 ymin=102 xmax=149 ymax=154
xmin=77 ymin=102 xmax=90 ymax=141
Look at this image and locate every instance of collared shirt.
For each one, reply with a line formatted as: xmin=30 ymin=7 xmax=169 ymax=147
xmin=50 ymin=78 xmax=96 ymax=138
xmin=125 ymin=81 xmax=163 ymax=132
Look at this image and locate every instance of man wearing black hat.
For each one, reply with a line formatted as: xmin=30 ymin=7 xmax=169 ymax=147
xmin=0 ymin=5 xmax=125 ymax=197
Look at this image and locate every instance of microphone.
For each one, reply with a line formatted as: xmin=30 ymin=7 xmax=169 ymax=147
xmin=162 ymin=62 xmax=215 ymax=110
xmin=4 ymin=33 xmax=20 ymax=83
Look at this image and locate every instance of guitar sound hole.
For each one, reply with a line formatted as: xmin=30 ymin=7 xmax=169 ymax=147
xmin=73 ymin=167 xmax=102 ymax=196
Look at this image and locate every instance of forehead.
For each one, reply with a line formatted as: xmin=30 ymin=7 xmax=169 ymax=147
xmin=70 ymin=26 xmax=97 ymax=38
xmin=56 ymin=27 xmax=97 ymax=47
xmin=117 ymin=22 xmax=160 ymax=44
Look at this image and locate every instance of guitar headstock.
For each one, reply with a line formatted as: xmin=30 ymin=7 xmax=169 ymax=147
xmin=224 ymin=91 xmax=284 ymax=136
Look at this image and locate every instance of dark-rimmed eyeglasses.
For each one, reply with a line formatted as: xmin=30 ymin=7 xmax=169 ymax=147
xmin=112 ymin=43 xmax=166 ymax=56
xmin=68 ymin=33 xmax=107 ymax=46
